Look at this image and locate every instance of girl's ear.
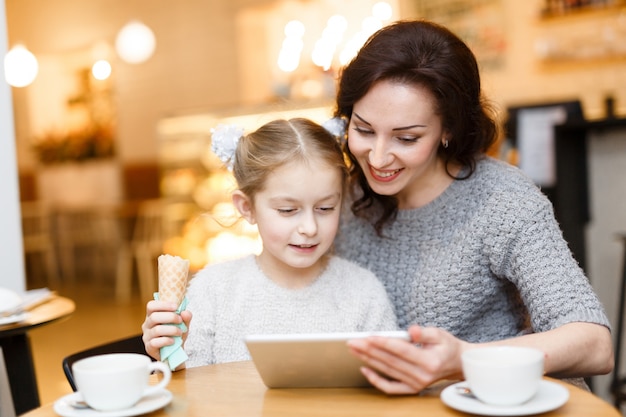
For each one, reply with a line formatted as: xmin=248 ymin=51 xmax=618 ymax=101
xmin=232 ymin=190 xmax=256 ymax=225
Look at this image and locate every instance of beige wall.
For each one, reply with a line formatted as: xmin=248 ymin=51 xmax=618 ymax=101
xmin=7 ymin=0 xmax=626 ymax=169
xmin=7 ymin=0 xmax=245 ymax=166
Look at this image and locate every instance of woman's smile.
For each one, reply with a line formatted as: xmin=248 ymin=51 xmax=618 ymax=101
xmin=369 ymin=165 xmax=403 ymax=182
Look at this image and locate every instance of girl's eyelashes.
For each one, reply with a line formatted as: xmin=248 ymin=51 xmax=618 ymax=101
xmin=276 ymin=206 xmax=336 ymax=214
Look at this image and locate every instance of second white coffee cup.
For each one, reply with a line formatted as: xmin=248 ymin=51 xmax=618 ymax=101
xmin=461 ymin=346 xmax=545 ymax=406
xmin=72 ymin=353 xmax=171 ymax=411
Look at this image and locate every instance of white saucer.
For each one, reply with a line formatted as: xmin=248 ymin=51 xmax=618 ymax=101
xmin=0 ymin=312 xmax=28 ymax=326
xmin=53 ymin=389 xmax=173 ymax=417
xmin=440 ymin=380 xmax=569 ymax=416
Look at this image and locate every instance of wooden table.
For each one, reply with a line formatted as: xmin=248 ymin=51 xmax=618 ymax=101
xmin=0 ymin=295 xmax=75 ymax=415
xmin=22 ymin=360 xmax=621 ymax=417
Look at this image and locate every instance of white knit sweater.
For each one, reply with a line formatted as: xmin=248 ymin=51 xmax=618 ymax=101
xmin=183 ymin=255 xmax=398 ymax=367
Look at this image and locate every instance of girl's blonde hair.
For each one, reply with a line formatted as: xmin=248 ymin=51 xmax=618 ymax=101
xmin=233 ymin=118 xmax=347 ymax=201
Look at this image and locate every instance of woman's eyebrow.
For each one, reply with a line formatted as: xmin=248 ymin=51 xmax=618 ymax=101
xmin=353 ymin=112 xmax=425 ymax=130
xmin=353 ymin=112 xmax=372 ymax=126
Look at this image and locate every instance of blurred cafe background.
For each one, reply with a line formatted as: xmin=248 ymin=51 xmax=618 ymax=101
xmin=1 ymin=0 xmax=626 ymax=411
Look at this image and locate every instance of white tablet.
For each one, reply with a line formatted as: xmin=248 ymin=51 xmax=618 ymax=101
xmin=244 ymin=330 xmax=410 ymax=388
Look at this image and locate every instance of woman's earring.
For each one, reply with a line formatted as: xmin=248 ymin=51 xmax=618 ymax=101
xmin=443 ymin=139 xmax=449 ymax=149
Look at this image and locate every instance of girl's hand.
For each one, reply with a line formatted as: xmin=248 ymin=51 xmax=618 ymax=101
xmin=141 ymin=300 xmax=192 ymax=361
xmin=347 ymin=325 xmax=468 ymax=395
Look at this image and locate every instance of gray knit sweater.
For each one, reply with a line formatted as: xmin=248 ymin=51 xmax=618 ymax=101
xmin=183 ymin=255 xmax=398 ymax=367
xmin=335 ymin=157 xmax=610 ymax=341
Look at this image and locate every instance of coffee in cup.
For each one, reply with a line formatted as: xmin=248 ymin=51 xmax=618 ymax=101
xmin=461 ymin=346 xmax=544 ymax=406
xmin=72 ymin=353 xmax=171 ymax=411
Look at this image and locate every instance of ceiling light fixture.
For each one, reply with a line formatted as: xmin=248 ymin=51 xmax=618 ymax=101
xmin=4 ymin=45 xmax=39 ymax=87
xmin=115 ymin=20 xmax=156 ymax=64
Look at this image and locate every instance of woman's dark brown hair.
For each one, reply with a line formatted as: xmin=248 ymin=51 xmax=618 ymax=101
xmin=333 ymin=20 xmax=499 ymax=235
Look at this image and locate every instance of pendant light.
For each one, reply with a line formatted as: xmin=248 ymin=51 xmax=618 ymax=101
xmin=115 ymin=20 xmax=156 ymax=64
xmin=4 ymin=45 xmax=38 ymax=87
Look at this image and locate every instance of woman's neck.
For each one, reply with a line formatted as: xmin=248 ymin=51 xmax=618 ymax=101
xmin=396 ymin=160 xmax=461 ymax=210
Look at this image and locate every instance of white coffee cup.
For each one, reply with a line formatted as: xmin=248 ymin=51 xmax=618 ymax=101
xmin=461 ymin=346 xmax=544 ymax=406
xmin=72 ymin=353 xmax=171 ymax=411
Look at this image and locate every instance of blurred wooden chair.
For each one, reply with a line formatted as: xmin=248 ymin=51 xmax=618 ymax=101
xmin=55 ymin=204 xmax=124 ymax=284
xmin=20 ymin=201 xmax=59 ymax=289
xmin=116 ymin=199 xmax=164 ymax=302
xmin=116 ymin=199 xmax=198 ymax=302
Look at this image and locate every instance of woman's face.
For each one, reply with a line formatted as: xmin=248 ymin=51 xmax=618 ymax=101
xmin=347 ymin=79 xmax=449 ymax=208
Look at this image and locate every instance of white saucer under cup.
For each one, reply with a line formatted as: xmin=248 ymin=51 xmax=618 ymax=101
xmin=53 ymin=389 xmax=173 ymax=417
xmin=72 ymin=353 xmax=171 ymax=412
xmin=441 ymin=380 xmax=569 ymax=416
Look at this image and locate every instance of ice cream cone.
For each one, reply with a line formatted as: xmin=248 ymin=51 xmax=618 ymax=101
xmin=157 ymin=254 xmax=189 ymax=306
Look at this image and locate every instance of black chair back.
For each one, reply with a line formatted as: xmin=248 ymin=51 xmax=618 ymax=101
xmin=62 ymin=334 xmax=152 ymax=391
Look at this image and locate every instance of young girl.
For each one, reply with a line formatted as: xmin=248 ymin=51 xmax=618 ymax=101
xmin=141 ymin=118 xmax=397 ymax=368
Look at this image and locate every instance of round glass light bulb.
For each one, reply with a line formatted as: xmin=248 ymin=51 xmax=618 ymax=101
xmin=92 ymin=59 xmax=112 ymax=80
xmin=327 ymin=15 xmax=347 ymax=33
xmin=372 ymin=2 xmax=393 ymax=21
xmin=284 ymin=20 xmax=305 ymax=38
xmin=115 ymin=20 xmax=156 ymax=64
xmin=4 ymin=45 xmax=39 ymax=87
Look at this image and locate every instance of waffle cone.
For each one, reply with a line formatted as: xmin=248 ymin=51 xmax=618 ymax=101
xmin=158 ymin=254 xmax=190 ymax=306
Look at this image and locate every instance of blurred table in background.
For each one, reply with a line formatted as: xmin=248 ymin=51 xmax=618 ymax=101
xmin=0 ymin=295 xmax=75 ymax=415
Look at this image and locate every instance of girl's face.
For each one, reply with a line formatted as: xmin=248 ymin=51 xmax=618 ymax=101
xmin=236 ymin=158 xmax=343 ymax=287
xmin=347 ymin=79 xmax=450 ymax=208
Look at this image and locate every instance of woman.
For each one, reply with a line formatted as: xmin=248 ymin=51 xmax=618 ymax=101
xmin=332 ymin=19 xmax=613 ymax=395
